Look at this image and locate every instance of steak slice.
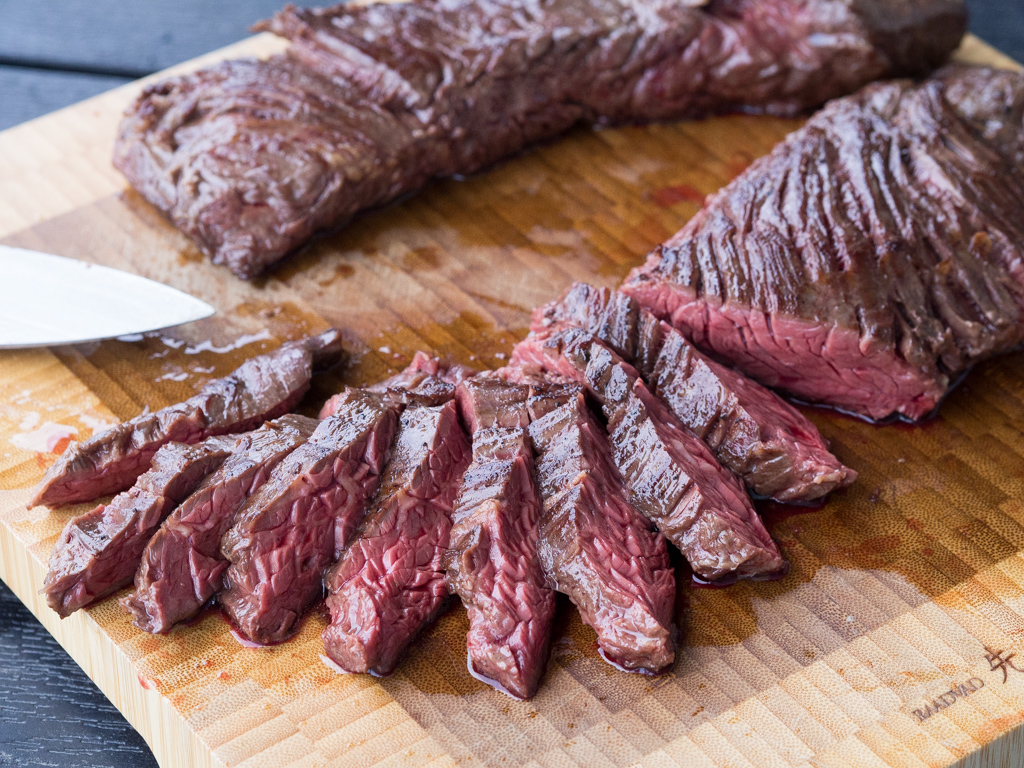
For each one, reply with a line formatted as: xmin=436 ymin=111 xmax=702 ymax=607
xmin=535 ymin=283 xmax=855 ymax=502
xmin=220 ymin=390 xmax=399 ymax=644
xmin=514 ymin=328 xmax=785 ymax=581
xmin=32 ymin=329 xmax=343 ymax=508
xmin=42 ymin=435 xmax=236 ymax=618
xmin=623 ymin=65 xmax=1024 ymax=422
xmin=115 ymin=0 xmax=965 ymax=278
xmin=323 ymin=400 xmax=471 ymax=675
xmin=526 ymin=384 xmax=676 ymax=673
xmin=443 ymin=380 xmax=556 ymax=699
xmin=122 ymin=414 xmax=318 ymax=634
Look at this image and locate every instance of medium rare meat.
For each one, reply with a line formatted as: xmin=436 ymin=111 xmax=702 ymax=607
xmin=319 ymin=352 xmax=476 ymax=418
xmin=42 ymin=436 xmax=236 ymax=618
xmin=114 ymin=0 xmax=966 ymax=278
xmin=515 ymin=329 xmax=785 ymax=581
xmin=624 ymin=65 xmax=1024 ymax=422
xmin=526 ymin=384 xmax=676 ymax=673
xmin=535 ymin=283 xmax=855 ymax=502
xmin=32 ymin=329 xmax=343 ymax=508
xmin=443 ymin=380 xmax=555 ymax=699
xmin=220 ymin=390 xmax=398 ymax=644
xmin=323 ymin=400 xmax=471 ymax=675
xmin=123 ymin=415 xmax=318 ymax=634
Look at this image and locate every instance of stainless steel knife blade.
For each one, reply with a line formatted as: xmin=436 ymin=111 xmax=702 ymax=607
xmin=0 ymin=246 xmax=215 ymax=349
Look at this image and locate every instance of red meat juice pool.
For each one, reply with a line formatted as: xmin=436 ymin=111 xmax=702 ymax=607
xmin=597 ymin=648 xmax=664 ymax=677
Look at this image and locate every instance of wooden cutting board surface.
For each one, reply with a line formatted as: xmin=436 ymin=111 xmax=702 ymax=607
xmin=2 ymin=33 xmax=1023 ymax=768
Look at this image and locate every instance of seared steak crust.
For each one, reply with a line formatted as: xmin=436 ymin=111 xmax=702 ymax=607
xmin=123 ymin=415 xmax=317 ymax=634
xmin=515 ymin=329 xmax=785 ymax=581
xmin=43 ymin=436 xmax=236 ymax=617
xmin=319 ymin=352 xmax=476 ymax=418
xmin=625 ymin=66 xmax=1024 ymax=422
xmin=32 ymin=330 xmax=342 ymax=508
xmin=114 ymin=0 xmax=965 ymax=278
xmin=444 ymin=380 xmax=556 ymax=699
xmin=323 ymin=400 xmax=471 ymax=675
xmin=536 ymin=283 xmax=855 ymax=501
xmin=220 ymin=390 xmax=398 ymax=644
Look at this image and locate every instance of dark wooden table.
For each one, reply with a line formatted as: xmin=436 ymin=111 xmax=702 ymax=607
xmin=0 ymin=2 xmax=1021 ymax=766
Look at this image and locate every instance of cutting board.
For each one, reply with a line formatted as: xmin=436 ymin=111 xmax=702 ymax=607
xmin=2 ymin=32 xmax=1023 ymax=768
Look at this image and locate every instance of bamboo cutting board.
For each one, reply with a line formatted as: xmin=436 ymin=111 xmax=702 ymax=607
xmin=1 ymin=32 xmax=1024 ymax=768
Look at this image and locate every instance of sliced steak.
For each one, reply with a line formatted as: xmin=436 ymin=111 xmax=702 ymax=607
xmin=623 ymin=65 xmax=1024 ymax=422
xmin=514 ymin=329 xmax=785 ymax=581
xmin=323 ymin=400 xmax=471 ymax=675
xmin=526 ymin=384 xmax=676 ymax=673
xmin=535 ymin=283 xmax=855 ymax=502
xmin=122 ymin=414 xmax=318 ymax=634
xmin=443 ymin=380 xmax=555 ymax=699
xmin=319 ymin=352 xmax=476 ymax=418
xmin=220 ymin=390 xmax=399 ymax=644
xmin=115 ymin=0 xmax=965 ymax=278
xmin=32 ymin=330 xmax=343 ymax=508
xmin=42 ymin=436 xmax=235 ymax=617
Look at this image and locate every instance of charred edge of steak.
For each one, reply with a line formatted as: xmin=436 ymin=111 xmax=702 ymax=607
xmin=323 ymin=400 xmax=471 ymax=676
xmin=444 ymin=380 xmax=555 ymax=699
xmin=623 ymin=65 xmax=1024 ymax=423
xmin=534 ymin=282 xmax=855 ymax=502
xmin=219 ymin=391 xmax=399 ymax=645
xmin=42 ymin=436 xmax=236 ymax=618
xmin=115 ymin=0 xmax=965 ymax=278
xmin=123 ymin=414 xmax=318 ymax=634
xmin=528 ymin=389 xmax=676 ymax=673
xmin=514 ymin=328 xmax=786 ymax=582
xmin=320 ymin=352 xmax=477 ymax=418
xmin=31 ymin=331 xmax=340 ymax=508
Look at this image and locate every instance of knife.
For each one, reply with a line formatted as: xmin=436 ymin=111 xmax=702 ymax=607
xmin=0 ymin=245 xmax=215 ymax=349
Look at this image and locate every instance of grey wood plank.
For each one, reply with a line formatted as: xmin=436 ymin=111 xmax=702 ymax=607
xmin=0 ymin=66 xmax=128 ymax=131
xmin=0 ymin=0 xmax=286 ymax=75
xmin=0 ymin=580 xmax=158 ymax=768
xmin=965 ymin=0 xmax=1024 ymax=64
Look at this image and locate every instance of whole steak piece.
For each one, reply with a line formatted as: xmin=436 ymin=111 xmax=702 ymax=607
xmin=323 ymin=400 xmax=471 ymax=675
xmin=443 ymin=379 xmax=556 ymax=699
xmin=31 ymin=330 xmax=343 ymax=508
xmin=515 ymin=329 xmax=785 ymax=582
xmin=535 ymin=283 xmax=855 ymax=502
xmin=220 ymin=390 xmax=399 ymax=645
xmin=114 ymin=0 xmax=966 ymax=278
xmin=123 ymin=414 xmax=318 ymax=634
xmin=42 ymin=435 xmax=236 ymax=618
xmin=624 ymin=65 xmax=1024 ymax=423
xmin=526 ymin=385 xmax=676 ymax=673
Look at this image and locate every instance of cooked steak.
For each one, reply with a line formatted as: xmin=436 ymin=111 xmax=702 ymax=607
xmin=323 ymin=400 xmax=470 ymax=675
xmin=443 ymin=380 xmax=555 ymax=699
xmin=535 ymin=283 xmax=855 ymax=501
xmin=42 ymin=436 xmax=236 ymax=618
xmin=515 ymin=329 xmax=785 ymax=581
xmin=123 ymin=414 xmax=317 ymax=634
xmin=624 ymin=65 xmax=1024 ymax=422
xmin=114 ymin=0 xmax=966 ymax=278
xmin=526 ymin=384 xmax=676 ymax=673
xmin=220 ymin=390 xmax=398 ymax=644
xmin=32 ymin=330 xmax=343 ymax=508
xmin=319 ymin=352 xmax=474 ymax=418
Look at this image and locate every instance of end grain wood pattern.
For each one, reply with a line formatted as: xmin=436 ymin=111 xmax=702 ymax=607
xmin=1 ymin=33 xmax=1024 ymax=768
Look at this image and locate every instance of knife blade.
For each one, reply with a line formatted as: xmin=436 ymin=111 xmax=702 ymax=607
xmin=0 ymin=246 xmax=215 ymax=349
